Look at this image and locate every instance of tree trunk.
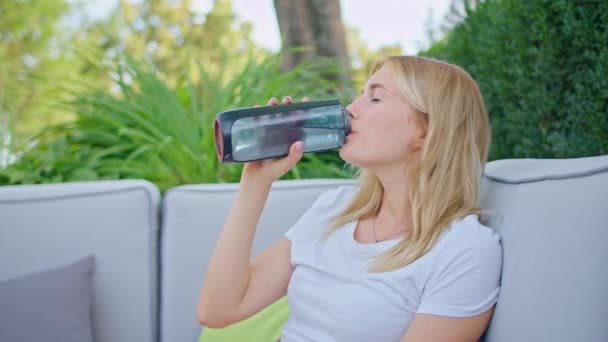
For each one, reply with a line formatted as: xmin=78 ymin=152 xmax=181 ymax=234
xmin=274 ymin=0 xmax=351 ymax=84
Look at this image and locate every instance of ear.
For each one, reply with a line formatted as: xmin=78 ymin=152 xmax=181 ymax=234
xmin=412 ymin=136 xmax=425 ymax=151
xmin=411 ymin=124 xmax=427 ymax=151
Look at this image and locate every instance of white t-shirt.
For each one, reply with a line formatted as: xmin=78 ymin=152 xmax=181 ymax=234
xmin=280 ymin=186 xmax=502 ymax=342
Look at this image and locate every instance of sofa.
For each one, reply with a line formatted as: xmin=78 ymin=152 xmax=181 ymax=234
xmin=0 ymin=154 xmax=607 ymax=342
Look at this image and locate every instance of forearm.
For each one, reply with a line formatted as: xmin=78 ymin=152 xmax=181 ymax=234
xmin=198 ymin=179 xmax=271 ymax=319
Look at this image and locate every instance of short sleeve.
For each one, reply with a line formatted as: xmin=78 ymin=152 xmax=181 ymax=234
xmin=417 ymin=220 xmax=503 ymax=317
xmin=284 ymin=186 xmax=354 ymax=245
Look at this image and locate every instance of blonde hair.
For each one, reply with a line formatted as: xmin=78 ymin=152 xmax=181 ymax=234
xmin=328 ymin=56 xmax=492 ymax=273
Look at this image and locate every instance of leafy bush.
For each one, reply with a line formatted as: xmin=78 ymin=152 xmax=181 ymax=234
xmin=0 ymin=54 xmax=353 ymax=190
xmin=422 ymin=0 xmax=608 ymax=159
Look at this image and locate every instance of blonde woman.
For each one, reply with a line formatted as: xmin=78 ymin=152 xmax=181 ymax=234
xmin=198 ymin=56 xmax=502 ymax=342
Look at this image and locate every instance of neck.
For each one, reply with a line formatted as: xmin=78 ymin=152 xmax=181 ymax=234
xmin=372 ymin=164 xmax=412 ymax=226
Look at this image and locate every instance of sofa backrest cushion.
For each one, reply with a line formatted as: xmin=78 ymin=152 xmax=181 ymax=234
xmin=480 ymin=155 xmax=608 ymax=342
xmin=0 ymin=180 xmax=160 ymax=342
xmin=159 ymin=179 xmax=354 ymax=342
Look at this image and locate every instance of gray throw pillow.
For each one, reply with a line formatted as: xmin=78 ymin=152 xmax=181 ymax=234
xmin=0 ymin=255 xmax=95 ymax=342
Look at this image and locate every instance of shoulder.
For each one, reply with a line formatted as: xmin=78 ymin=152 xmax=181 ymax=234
xmin=439 ymin=214 xmax=502 ymax=268
xmin=285 ymin=185 xmax=356 ymax=242
xmin=309 ymin=185 xmax=357 ymax=212
xmin=446 ymin=214 xmax=500 ymax=246
xmin=419 ymin=214 xmax=503 ymax=316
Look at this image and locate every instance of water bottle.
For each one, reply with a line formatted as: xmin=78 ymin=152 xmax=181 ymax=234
xmin=214 ymin=99 xmax=351 ymax=162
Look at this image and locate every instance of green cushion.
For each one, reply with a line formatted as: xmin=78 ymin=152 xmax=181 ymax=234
xmin=199 ymin=297 xmax=290 ymax=342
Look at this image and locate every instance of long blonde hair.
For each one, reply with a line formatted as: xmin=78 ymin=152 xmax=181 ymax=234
xmin=329 ymin=56 xmax=492 ymax=273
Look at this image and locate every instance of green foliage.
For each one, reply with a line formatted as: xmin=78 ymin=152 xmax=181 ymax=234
xmin=1 ymin=0 xmax=267 ymax=139
xmin=421 ymin=0 xmax=608 ymax=159
xmin=0 ymin=0 xmax=291 ymax=181
xmin=0 ymin=0 xmax=358 ymax=188
xmin=0 ymin=54 xmax=352 ymax=190
xmin=85 ymin=0 xmax=265 ymax=87
xmin=0 ymin=0 xmax=84 ymax=137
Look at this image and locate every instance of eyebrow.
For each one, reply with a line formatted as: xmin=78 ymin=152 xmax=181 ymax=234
xmin=361 ymin=83 xmax=387 ymax=94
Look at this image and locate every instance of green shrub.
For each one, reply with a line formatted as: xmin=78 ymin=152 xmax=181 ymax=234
xmin=422 ymin=0 xmax=608 ymax=159
xmin=0 ymin=54 xmax=353 ymax=190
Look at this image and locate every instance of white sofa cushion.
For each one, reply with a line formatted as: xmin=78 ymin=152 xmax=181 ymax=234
xmin=159 ymin=179 xmax=354 ymax=342
xmin=480 ymin=155 xmax=608 ymax=342
xmin=0 ymin=180 xmax=160 ymax=342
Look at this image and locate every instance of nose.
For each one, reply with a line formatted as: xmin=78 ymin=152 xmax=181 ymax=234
xmin=345 ymin=102 xmax=357 ymax=119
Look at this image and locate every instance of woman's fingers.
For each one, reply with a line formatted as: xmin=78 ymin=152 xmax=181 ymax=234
xmin=265 ymin=96 xmax=303 ymax=106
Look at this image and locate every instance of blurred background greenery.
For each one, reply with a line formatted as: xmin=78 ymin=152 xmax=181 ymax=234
xmin=0 ymin=0 xmax=606 ymax=190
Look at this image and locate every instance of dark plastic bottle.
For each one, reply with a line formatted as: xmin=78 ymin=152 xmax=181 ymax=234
xmin=214 ymin=99 xmax=351 ymax=162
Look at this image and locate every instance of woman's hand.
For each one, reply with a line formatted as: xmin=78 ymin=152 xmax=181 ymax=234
xmin=241 ymin=96 xmax=309 ymax=187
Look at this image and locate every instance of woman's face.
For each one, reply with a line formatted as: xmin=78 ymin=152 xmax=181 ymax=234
xmin=340 ymin=67 xmax=425 ymax=168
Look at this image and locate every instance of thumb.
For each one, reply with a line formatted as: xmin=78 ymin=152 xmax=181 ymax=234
xmin=290 ymin=141 xmax=304 ymax=159
xmin=281 ymin=141 xmax=304 ymax=167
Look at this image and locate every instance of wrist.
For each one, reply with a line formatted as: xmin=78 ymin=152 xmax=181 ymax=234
xmin=239 ymin=177 xmax=273 ymax=192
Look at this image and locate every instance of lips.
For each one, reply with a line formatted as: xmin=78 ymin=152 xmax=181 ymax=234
xmin=345 ymin=132 xmax=356 ymax=144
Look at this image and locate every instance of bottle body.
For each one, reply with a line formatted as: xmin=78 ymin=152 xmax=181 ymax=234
xmin=214 ymin=99 xmax=351 ymax=162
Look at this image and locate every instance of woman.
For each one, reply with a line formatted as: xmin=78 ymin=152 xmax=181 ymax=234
xmin=198 ymin=56 xmax=502 ymax=342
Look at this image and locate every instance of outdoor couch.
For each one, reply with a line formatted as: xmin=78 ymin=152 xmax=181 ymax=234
xmin=1 ymin=154 xmax=607 ymax=342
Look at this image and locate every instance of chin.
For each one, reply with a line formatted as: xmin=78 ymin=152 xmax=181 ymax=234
xmin=338 ymin=148 xmax=351 ymax=163
xmin=339 ymin=148 xmax=401 ymax=170
xmin=339 ymin=148 xmax=365 ymax=168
